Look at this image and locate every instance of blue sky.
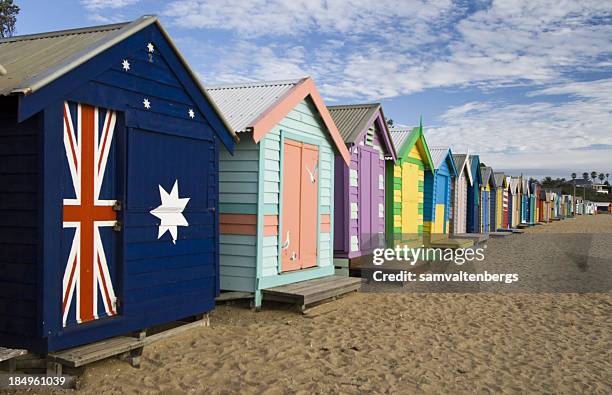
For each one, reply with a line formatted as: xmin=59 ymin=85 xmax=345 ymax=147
xmin=14 ymin=0 xmax=612 ymax=179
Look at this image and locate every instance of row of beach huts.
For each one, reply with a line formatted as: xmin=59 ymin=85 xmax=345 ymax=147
xmin=0 ymin=16 xmax=602 ymax=359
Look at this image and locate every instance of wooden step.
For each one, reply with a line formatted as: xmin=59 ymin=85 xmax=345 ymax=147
xmin=262 ymin=275 xmax=362 ymax=310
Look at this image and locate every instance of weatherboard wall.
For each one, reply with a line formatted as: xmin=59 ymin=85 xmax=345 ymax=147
xmin=424 ymin=156 xmax=452 ymax=237
xmin=386 ymin=144 xmax=426 ymax=246
xmin=0 ymin=97 xmax=41 ymax=346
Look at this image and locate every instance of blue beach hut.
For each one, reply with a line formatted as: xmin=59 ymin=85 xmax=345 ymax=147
xmin=0 ymin=16 xmax=236 ymax=353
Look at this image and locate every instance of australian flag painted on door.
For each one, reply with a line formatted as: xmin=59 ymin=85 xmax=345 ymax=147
xmin=62 ymin=101 xmax=120 ymax=327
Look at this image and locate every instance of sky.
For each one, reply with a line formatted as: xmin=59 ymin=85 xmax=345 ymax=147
xmin=12 ymin=0 xmax=612 ymax=180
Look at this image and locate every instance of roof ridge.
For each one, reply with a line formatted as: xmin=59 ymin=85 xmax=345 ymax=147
xmin=207 ymin=78 xmax=306 ymax=90
xmin=0 ymin=22 xmax=129 ymax=44
xmin=327 ymin=102 xmax=380 ymax=109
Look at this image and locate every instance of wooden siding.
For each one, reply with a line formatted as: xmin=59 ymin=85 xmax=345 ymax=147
xmin=387 ymin=144 xmax=425 ymax=246
xmin=0 ymin=97 xmax=40 ymax=341
xmin=219 ymin=133 xmax=259 ymax=292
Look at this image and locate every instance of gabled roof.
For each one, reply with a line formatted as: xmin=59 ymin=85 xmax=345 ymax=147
xmin=452 ymin=154 xmax=473 ymax=186
xmin=494 ymin=172 xmax=506 ymax=187
xmin=481 ymin=166 xmax=496 ymax=188
xmin=508 ymin=177 xmax=521 ymax=194
xmin=0 ymin=15 xmax=237 ymax=146
xmin=208 ymin=77 xmax=351 ymax=165
xmin=429 ymin=146 xmax=458 ymax=176
xmin=522 ymin=179 xmax=530 ymax=196
xmin=468 ymin=155 xmax=482 ymax=185
xmin=389 ymin=124 xmax=434 ymax=170
xmin=327 ymin=103 xmax=397 ymax=162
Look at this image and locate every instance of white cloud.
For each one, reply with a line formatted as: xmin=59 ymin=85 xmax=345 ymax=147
xmin=81 ymin=0 xmax=140 ymax=10
xmin=164 ymin=0 xmax=612 ymax=99
xmin=425 ymin=78 xmax=612 ymax=176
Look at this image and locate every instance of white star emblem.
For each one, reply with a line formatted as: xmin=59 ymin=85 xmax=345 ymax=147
xmin=188 ymin=108 xmax=195 ymax=119
xmin=147 ymin=42 xmax=154 ymax=53
xmin=143 ymin=98 xmax=151 ymax=109
xmin=150 ymin=180 xmax=190 ymax=244
xmin=122 ymin=59 xmax=130 ymax=71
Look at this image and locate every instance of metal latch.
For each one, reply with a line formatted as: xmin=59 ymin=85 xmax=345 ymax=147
xmin=113 ymin=201 xmax=123 ymax=212
xmin=113 ymin=221 xmax=122 ymax=232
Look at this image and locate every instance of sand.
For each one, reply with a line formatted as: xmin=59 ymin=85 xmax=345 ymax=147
xmin=43 ymin=216 xmax=612 ymax=394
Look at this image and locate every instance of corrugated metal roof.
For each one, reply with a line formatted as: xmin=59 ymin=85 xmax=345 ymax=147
xmin=481 ymin=166 xmax=493 ymax=186
xmin=327 ymin=103 xmax=380 ymax=143
xmin=0 ymin=16 xmax=238 ymax=142
xmin=428 ymin=146 xmax=450 ymax=170
xmin=493 ymin=172 xmax=505 ymax=186
xmin=452 ymin=154 xmax=467 ymax=170
xmin=389 ymin=128 xmax=417 ymax=156
xmin=207 ymin=79 xmax=303 ymax=133
xmin=0 ymin=18 xmax=152 ymax=95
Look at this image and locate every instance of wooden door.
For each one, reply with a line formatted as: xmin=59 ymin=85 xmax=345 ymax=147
xmin=280 ymin=139 xmax=319 ymax=272
xmin=401 ymin=161 xmax=419 ymax=235
xmin=359 ymin=147 xmax=379 ymax=251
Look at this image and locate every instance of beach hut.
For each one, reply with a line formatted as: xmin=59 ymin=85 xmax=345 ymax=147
xmin=520 ymin=179 xmax=530 ymax=224
xmin=0 ymin=16 xmax=237 ymax=353
xmin=493 ymin=173 xmax=507 ymax=230
xmin=387 ymin=124 xmax=434 ymax=246
xmin=529 ymin=181 xmax=540 ymax=224
xmin=450 ymin=154 xmax=473 ymax=234
xmin=326 ymin=104 xmax=397 ymax=270
xmin=479 ymin=166 xmax=496 ymax=233
xmin=207 ymin=78 xmax=352 ymax=308
xmin=539 ymin=190 xmax=551 ymax=222
xmin=466 ymin=155 xmax=482 ymax=233
xmin=424 ymin=147 xmax=458 ymax=242
xmin=508 ymin=177 xmax=521 ymax=228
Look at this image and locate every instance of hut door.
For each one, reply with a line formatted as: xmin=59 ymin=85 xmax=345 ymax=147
xmin=401 ymin=162 xmax=419 ymax=236
xmin=281 ymin=139 xmax=319 ymax=272
xmin=61 ymin=102 xmax=121 ymax=327
xmin=359 ymin=147 xmax=379 ymax=251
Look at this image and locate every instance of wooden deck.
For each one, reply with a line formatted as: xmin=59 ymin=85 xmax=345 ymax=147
xmin=488 ymin=231 xmax=513 ymax=238
xmin=0 ymin=347 xmax=27 ymax=372
xmin=46 ymin=315 xmax=209 ymax=372
xmin=428 ymin=237 xmax=474 ymax=249
xmin=453 ymin=233 xmax=489 ymax=244
xmin=262 ymin=275 xmax=362 ymax=311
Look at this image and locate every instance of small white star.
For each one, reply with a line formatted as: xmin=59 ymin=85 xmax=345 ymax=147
xmin=188 ymin=108 xmax=195 ymax=119
xmin=147 ymin=42 xmax=154 ymax=53
xmin=143 ymin=98 xmax=151 ymax=109
xmin=121 ymin=59 xmax=130 ymax=71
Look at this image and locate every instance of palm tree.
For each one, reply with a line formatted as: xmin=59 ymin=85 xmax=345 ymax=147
xmin=591 ymin=171 xmax=597 ymax=180
xmin=571 ymin=173 xmax=577 ymax=180
xmin=606 ymin=173 xmax=610 ymax=183
xmin=582 ymin=172 xmax=589 ymax=180
xmin=599 ymin=173 xmax=605 ymax=183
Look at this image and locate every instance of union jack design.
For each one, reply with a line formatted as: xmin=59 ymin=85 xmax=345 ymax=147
xmin=62 ymin=101 xmax=118 ymax=327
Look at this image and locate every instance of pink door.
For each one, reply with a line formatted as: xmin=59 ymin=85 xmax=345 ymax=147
xmin=281 ymin=139 xmax=319 ymax=272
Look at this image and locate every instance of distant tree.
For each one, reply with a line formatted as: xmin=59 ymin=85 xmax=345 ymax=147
xmin=591 ymin=171 xmax=597 ymax=180
xmin=607 ymin=173 xmax=610 ymax=183
xmin=0 ymin=0 xmax=19 ymax=38
xmin=386 ymin=118 xmax=394 ymax=127
xmin=582 ymin=172 xmax=589 ymax=180
xmin=599 ymin=173 xmax=605 ymax=183
xmin=571 ymin=172 xmax=577 ymax=181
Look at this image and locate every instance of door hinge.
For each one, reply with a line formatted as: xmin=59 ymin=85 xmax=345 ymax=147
xmin=113 ymin=201 xmax=123 ymax=212
xmin=113 ymin=221 xmax=122 ymax=232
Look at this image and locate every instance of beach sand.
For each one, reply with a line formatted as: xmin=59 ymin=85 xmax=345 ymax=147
xmin=47 ymin=215 xmax=612 ymax=394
